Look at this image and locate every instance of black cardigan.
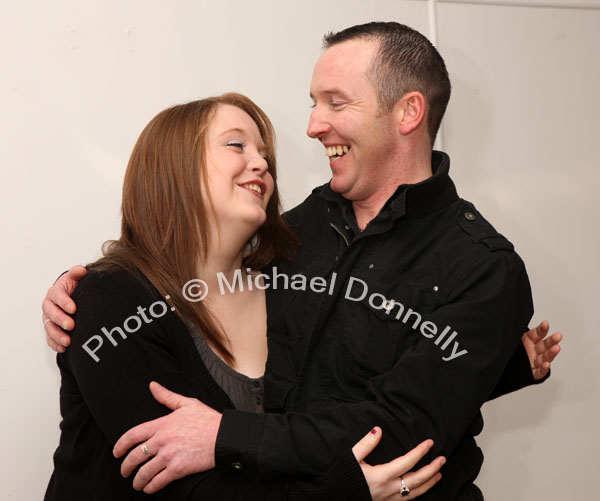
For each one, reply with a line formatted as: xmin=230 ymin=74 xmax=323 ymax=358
xmin=45 ymin=268 xmax=370 ymax=501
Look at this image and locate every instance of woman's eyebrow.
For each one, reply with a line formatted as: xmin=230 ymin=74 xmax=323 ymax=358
xmin=219 ymin=128 xmax=266 ymax=150
xmin=219 ymin=127 xmax=246 ymax=137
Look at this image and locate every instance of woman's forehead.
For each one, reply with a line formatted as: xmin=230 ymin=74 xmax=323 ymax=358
xmin=210 ymin=104 xmax=261 ymax=138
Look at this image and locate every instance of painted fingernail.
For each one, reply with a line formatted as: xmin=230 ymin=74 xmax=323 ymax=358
xmin=370 ymin=427 xmax=378 ymax=435
xmin=62 ymin=320 xmax=69 ymax=330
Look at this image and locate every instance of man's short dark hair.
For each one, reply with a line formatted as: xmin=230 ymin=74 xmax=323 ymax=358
xmin=323 ymin=22 xmax=451 ymax=146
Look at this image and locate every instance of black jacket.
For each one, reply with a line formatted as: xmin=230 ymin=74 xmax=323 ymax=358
xmin=45 ymin=269 xmax=370 ymax=501
xmin=216 ymin=151 xmax=543 ymax=500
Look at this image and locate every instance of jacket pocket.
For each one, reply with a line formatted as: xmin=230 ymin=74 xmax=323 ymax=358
xmin=345 ymin=277 xmax=439 ymax=377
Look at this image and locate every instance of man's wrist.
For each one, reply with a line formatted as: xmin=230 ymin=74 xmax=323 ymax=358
xmin=206 ymin=410 xmax=223 ymax=470
xmin=214 ymin=409 xmax=268 ymax=476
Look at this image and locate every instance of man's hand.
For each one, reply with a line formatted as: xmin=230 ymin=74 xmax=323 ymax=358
xmin=42 ymin=265 xmax=87 ymax=352
xmin=522 ymin=320 xmax=562 ymax=380
xmin=113 ymin=382 xmax=222 ymax=494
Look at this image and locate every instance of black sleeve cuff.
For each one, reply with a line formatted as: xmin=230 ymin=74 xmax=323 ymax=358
xmin=488 ymin=341 xmax=551 ymax=401
xmin=288 ymin=448 xmax=371 ymax=501
xmin=215 ymin=409 xmax=268 ymax=477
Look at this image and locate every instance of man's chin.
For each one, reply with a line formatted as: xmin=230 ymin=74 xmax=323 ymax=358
xmin=329 ymin=177 xmax=350 ymax=195
xmin=331 ymin=178 xmax=365 ymax=202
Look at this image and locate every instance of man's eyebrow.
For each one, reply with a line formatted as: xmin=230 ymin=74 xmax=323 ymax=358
xmin=310 ymin=89 xmax=350 ymax=100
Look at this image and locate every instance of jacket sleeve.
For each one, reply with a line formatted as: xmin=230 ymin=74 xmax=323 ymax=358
xmin=63 ymin=273 xmax=370 ymax=500
xmin=487 ymin=340 xmax=550 ymax=401
xmin=215 ymin=250 xmax=533 ymax=478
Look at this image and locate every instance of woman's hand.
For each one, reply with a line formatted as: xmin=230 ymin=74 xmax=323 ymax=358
xmin=522 ymin=320 xmax=562 ymax=380
xmin=352 ymin=427 xmax=444 ymax=500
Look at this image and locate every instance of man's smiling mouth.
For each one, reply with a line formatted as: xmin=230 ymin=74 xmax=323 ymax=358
xmin=326 ymin=145 xmax=350 ymax=159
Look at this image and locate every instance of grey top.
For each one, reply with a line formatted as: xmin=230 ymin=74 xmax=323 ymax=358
xmin=188 ymin=322 xmax=265 ymax=413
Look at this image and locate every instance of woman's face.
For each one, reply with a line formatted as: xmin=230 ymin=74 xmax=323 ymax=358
xmin=202 ymin=104 xmax=274 ymax=230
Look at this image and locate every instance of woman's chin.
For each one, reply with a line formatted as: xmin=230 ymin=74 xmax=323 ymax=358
xmin=240 ymin=210 xmax=267 ymax=231
xmin=252 ymin=213 xmax=268 ymax=229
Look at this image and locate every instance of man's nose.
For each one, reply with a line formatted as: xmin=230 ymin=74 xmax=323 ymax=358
xmin=306 ymin=107 xmax=331 ymax=138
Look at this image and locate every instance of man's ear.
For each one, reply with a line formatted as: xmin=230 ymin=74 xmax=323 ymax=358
xmin=393 ymin=91 xmax=426 ymax=136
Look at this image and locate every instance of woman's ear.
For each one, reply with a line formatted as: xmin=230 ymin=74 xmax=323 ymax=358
xmin=393 ymin=91 xmax=426 ymax=137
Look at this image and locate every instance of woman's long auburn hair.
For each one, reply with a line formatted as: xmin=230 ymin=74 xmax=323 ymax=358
xmin=90 ymin=93 xmax=298 ymax=364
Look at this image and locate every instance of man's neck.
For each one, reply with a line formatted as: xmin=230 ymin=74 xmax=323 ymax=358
xmin=352 ymin=153 xmax=433 ymax=230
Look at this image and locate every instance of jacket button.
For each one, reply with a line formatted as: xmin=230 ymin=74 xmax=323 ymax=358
xmin=433 ymin=285 xmax=439 ymax=292
xmin=231 ymin=461 xmax=244 ymax=471
xmin=368 ymin=263 xmax=374 ymax=269
xmin=464 ymin=212 xmax=476 ymax=221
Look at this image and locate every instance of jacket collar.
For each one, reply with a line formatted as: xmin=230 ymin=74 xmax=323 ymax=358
xmin=317 ymin=150 xmax=459 ymax=235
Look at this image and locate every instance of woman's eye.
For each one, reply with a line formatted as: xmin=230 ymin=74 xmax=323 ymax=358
xmin=227 ymin=141 xmax=245 ymax=150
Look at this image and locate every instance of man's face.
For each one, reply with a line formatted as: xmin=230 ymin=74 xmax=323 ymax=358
xmin=307 ymin=39 xmax=398 ymax=202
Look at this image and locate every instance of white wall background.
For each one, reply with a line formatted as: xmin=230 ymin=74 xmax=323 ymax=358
xmin=1 ymin=1 xmax=598 ymax=499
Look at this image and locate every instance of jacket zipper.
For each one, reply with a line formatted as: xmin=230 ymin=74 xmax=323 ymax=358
xmin=329 ymin=222 xmax=350 ymax=247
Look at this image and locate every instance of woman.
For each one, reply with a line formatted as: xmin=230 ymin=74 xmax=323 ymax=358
xmin=44 ymin=94 xmax=443 ymax=500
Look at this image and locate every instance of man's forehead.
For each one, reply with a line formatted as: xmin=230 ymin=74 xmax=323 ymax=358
xmin=310 ymin=40 xmax=378 ymax=96
xmin=313 ymin=39 xmax=377 ymax=79
xmin=320 ymin=38 xmax=378 ymax=63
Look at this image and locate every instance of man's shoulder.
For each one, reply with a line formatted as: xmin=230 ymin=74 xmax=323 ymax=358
xmin=429 ymin=198 xmax=530 ymax=299
xmin=405 ymin=197 xmax=525 ymax=293
xmin=448 ymin=198 xmax=515 ymax=254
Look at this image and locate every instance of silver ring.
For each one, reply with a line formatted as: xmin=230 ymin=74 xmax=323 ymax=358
xmin=400 ymin=476 xmax=410 ymax=496
xmin=43 ymin=319 xmax=51 ymax=327
xmin=141 ymin=443 xmax=150 ymax=456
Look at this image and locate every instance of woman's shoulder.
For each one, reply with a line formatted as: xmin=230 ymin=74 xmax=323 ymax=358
xmin=68 ymin=266 xmax=171 ymax=337
xmin=73 ymin=265 xmax=159 ymax=305
xmin=65 ymin=266 xmax=185 ymax=362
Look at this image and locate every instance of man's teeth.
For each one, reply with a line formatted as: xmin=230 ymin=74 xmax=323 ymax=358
xmin=326 ymin=145 xmax=350 ymax=157
xmin=242 ymin=183 xmax=262 ymax=195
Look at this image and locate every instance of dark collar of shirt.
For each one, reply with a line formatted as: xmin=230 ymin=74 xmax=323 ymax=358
xmin=317 ymin=150 xmax=458 ymax=241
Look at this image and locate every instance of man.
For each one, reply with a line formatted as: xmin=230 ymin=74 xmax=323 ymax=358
xmin=43 ymin=22 xmax=561 ymax=499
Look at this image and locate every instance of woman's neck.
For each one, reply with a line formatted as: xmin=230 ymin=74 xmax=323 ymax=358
xmin=195 ymin=222 xmax=268 ymax=378
xmin=197 ymin=220 xmax=254 ymax=299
